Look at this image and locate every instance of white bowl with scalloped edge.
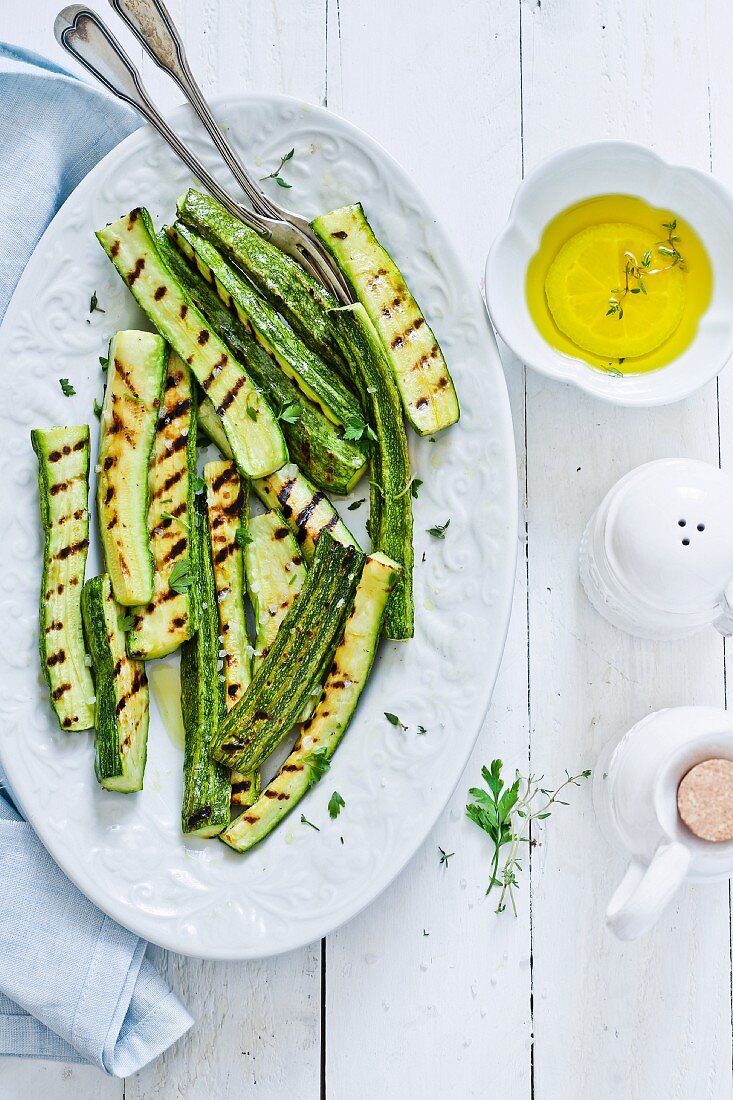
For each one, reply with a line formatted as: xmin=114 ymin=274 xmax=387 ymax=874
xmin=485 ymin=140 xmax=733 ymax=405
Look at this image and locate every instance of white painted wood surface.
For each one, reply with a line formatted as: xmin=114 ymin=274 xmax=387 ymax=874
xmin=2 ymin=1 xmax=733 ymax=1097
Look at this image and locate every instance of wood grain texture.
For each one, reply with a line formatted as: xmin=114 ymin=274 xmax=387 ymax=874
xmin=3 ymin=0 xmax=733 ymax=1097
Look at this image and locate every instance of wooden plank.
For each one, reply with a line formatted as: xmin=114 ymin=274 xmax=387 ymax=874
xmin=324 ymin=1 xmax=532 ymax=1096
xmin=521 ymin=1 xmax=733 ymax=1097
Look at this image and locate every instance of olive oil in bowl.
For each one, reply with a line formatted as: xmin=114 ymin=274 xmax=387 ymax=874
xmin=526 ymin=194 xmax=712 ymax=375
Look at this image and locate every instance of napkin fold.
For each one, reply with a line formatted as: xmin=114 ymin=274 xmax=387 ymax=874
xmin=0 ymin=43 xmax=193 ymax=1076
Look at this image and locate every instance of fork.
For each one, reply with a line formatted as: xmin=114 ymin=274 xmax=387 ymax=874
xmin=54 ymin=4 xmax=352 ymax=303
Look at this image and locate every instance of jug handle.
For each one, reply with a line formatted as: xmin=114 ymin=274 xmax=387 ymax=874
xmin=714 ymin=581 xmax=733 ymax=636
xmin=606 ymin=841 xmax=691 ymax=941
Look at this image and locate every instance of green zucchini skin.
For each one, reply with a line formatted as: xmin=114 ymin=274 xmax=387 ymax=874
xmin=180 ymin=498 xmax=231 ymax=836
xmin=32 ymin=425 xmax=95 ymax=731
xmin=245 ymin=509 xmax=307 ymax=663
xmin=204 ymin=460 xmax=258 ymax=812
xmin=158 ymin=231 xmax=367 ymax=496
xmin=81 ymin=574 xmax=149 ymax=793
xmin=177 ymin=189 xmax=348 ymax=377
xmin=97 ymin=330 xmax=168 ymax=606
xmin=127 ymin=352 xmax=198 ymax=658
xmin=211 ymin=532 xmax=365 ymax=774
xmin=220 ymin=551 xmax=401 ymax=851
xmin=332 ymin=305 xmax=414 ymax=639
xmin=96 ymin=208 xmax=287 ymax=480
xmin=253 ymin=462 xmax=359 ymax=563
xmin=170 ymin=222 xmax=360 ymax=429
xmin=313 ymin=203 xmax=460 ymax=435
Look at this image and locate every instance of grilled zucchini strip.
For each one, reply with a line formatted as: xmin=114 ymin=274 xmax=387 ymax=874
xmin=245 ymin=509 xmax=307 ymax=663
xmin=127 ymin=353 xmax=198 ymax=658
xmin=198 ymin=396 xmax=233 ymax=456
xmin=81 ymin=574 xmax=149 ymax=792
xmin=96 ymin=208 xmax=286 ymax=479
xmin=254 ymin=462 xmax=359 ymax=562
xmin=177 ymin=189 xmax=348 ymax=376
xmin=97 ymin=330 xmax=167 ymax=606
xmin=211 ymin=533 xmax=364 ymax=774
xmin=159 ymin=232 xmax=366 ymax=495
xmin=32 ymin=425 xmax=95 ymax=731
xmin=180 ymin=497 xmax=231 ymax=836
xmin=332 ymin=305 xmax=414 ymax=640
xmin=170 ymin=222 xmax=360 ymax=428
xmin=203 ymin=460 xmax=259 ymax=811
xmin=313 ymin=203 xmax=460 ymax=435
xmin=220 ymin=551 xmax=401 ymax=851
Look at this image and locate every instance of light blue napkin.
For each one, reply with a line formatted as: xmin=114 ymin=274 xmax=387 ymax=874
xmin=0 ymin=44 xmax=194 ymax=1075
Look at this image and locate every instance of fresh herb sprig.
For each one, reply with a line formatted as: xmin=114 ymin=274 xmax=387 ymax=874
xmin=260 ymin=148 xmax=295 ymax=189
xmin=607 ymin=219 xmax=686 ymax=320
xmin=466 ymin=759 xmax=590 ymax=916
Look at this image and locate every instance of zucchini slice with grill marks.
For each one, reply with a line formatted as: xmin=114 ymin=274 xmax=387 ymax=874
xmin=332 ymin=305 xmax=414 ymax=640
xmin=81 ymin=574 xmax=149 ymax=792
xmin=159 ymin=232 xmax=366 ymax=495
xmin=313 ymin=203 xmax=460 ymax=435
xmin=32 ymin=425 xmax=95 ymax=731
xmin=177 ymin=189 xmax=348 ymax=376
xmin=211 ymin=532 xmax=365 ymax=774
xmin=203 ymin=460 xmax=259 ymax=811
xmin=96 ymin=208 xmax=286 ymax=479
xmin=170 ymin=222 xmax=360 ymax=428
xmin=254 ymin=462 xmax=358 ymax=562
xmin=127 ymin=353 xmax=198 ymax=658
xmin=220 ymin=551 xmax=401 ymax=851
xmin=97 ymin=330 xmax=168 ymax=606
xmin=180 ymin=496 xmax=231 ymax=836
xmin=198 ymin=395 xmax=233 ymax=456
xmin=245 ymin=509 xmax=307 ymax=663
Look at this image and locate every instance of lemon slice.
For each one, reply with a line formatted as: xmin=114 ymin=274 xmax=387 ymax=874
xmin=545 ymin=222 xmax=686 ymax=358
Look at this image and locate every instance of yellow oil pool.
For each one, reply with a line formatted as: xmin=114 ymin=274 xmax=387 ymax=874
xmin=526 ymin=194 xmax=712 ymax=374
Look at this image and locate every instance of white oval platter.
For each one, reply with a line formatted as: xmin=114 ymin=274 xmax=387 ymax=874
xmin=0 ymin=94 xmax=517 ymax=959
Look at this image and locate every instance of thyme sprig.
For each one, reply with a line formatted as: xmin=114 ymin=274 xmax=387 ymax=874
xmin=260 ymin=148 xmax=295 ymax=189
xmin=466 ymin=759 xmax=590 ymax=916
xmin=607 ymin=220 xmax=686 ymax=320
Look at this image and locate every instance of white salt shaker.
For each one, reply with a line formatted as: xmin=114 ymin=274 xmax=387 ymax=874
xmin=579 ymin=458 xmax=733 ymax=640
xmin=595 ymin=706 xmax=733 ymax=940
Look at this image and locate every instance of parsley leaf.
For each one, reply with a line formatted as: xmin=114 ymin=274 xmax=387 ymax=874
xmin=59 ymin=378 xmax=76 ymax=397
xmin=93 ymin=398 xmax=103 ymax=418
xmin=117 ymin=612 xmax=135 ymax=631
xmin=384 ymin=711 xmax=407 ymax=730
xmin=427 ymin=519 xmax=450 ymax=539
xmin=438 ymin=846 xmax=454 ymax=867
xmin=168 ymin=558 xmax=194 ymax=593
xmin=246 ymin=405 xmax=259 ymax=422
xmin=192 ymin=474 xmax=206 ymax=494
xmin=411 ymin=478 xmax=424 ymax=499
xmin=343 ymin=416 xmax=377 ymax=443
xmin=328 ymin=791 xmax=345 ymax=819
xmin=300 ymin=814 xmax=320 ymax=831
xmin=303 ymin=747 xmax=331 ymax=786
xmin=347 ymin=498 xmax=366 ymax=511
xmin=161 ymin=510 xmax=189 ymax=530
xmin=99 ymin=355 xmax=109 ymax=371
xmin=89 ymin=291 xmax=105 ymax=314
xmin=278 ymin=401 xmax=301 ymax=424
xmin=235 ymin=527 xmax=252 ymax=548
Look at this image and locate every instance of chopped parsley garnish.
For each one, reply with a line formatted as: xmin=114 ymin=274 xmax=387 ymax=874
xmin=304 ymin=747 xmax=331 ymax=786
xmin=235 ymin=527 xmax=252 ymax=548
xmin=192 ymin=474 xmax=206 ymax=494
xmin=343 ymin=416 xmax=377 ymax=443
xmin=328 ymin=791 xmax=345 ymax=819
xmin=168 ymin=558 xmax=194 ymax=593
xmin=278 ymin=401 xmax=301 ymax=424
xmin=99 ymin=355 xmax=109 ymax=371
xmin=411 ymin=478 xmax=424 ymax=499
xmin=117 ymin=612 xmax=135 ymax=631
xmin=384 ymin=711 xmax=407 ymax=730
xmin=347 ymin=498 xmax=366 ymax=511
xmin=59 ymin=378 xmax=76 ymax=397
xmin=246 ymin=404 xmax=259 ymax=422
xmin=438 ymin=846 xmax=454 ymax=867
xmin=161 ymin=510 xmax=189 ymax=530
xmin=300 ymin=814 xmax=320 ymax=831
xmin=93 ymin=398 xmax=103 ymax=418
xmin=427 ymin=519 xmax=450 ymax=539
xmin=89 ymin=291 xmax=105 ymax=314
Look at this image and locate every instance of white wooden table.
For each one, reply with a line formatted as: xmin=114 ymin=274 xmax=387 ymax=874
xmin=4 ymin=1 xmax=733 ymax=1097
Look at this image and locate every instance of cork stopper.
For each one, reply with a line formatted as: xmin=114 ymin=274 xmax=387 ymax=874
xmin=677 ymin=758 xmax=733 ymax=842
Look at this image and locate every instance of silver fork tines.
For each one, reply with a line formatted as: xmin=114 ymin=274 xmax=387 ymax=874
xmin=54 ymin=4 xmax=352 ymax=303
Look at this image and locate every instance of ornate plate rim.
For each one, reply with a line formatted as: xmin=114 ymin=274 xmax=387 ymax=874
xmin=0 ymin=93 xmax=517 ymax=959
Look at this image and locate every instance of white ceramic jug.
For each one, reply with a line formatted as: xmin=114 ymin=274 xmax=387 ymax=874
xmin=579 ymin=459 xmax=733 ymax=640
xmin=594 ymin=706 xmax=733 ymax=940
